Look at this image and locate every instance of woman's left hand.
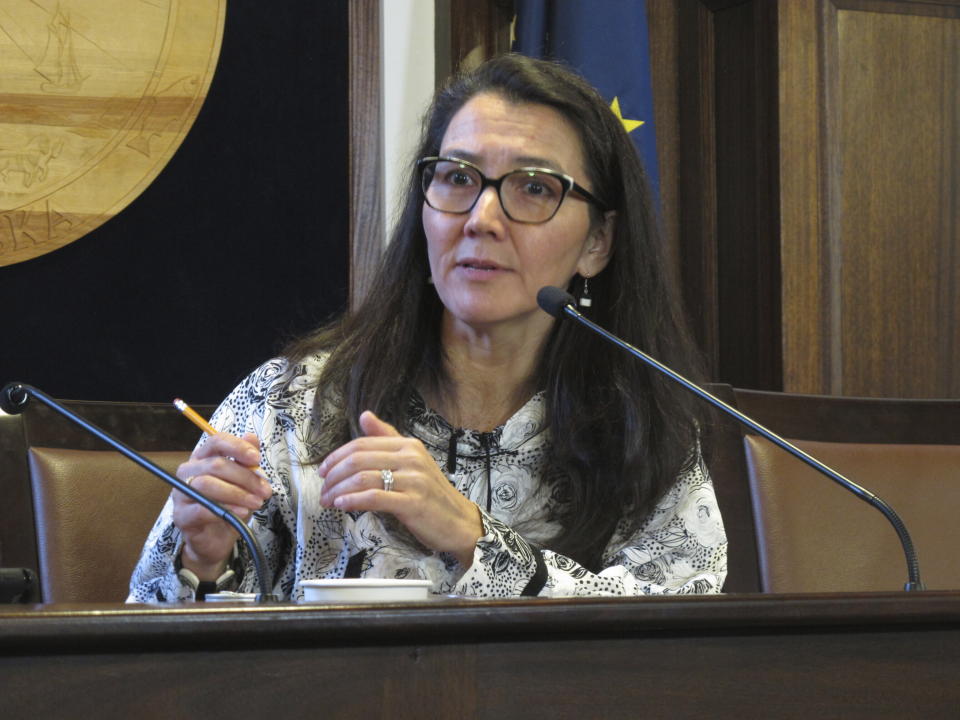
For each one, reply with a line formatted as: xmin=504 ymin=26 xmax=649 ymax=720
xmin=317 ymin=411 xmax=483 ymax=567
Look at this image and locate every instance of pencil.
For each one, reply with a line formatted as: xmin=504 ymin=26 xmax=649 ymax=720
xmin=173 ymin=398 xmax=218 ymax=436
xmin=174 ymin=398 xmax=265 ymax=477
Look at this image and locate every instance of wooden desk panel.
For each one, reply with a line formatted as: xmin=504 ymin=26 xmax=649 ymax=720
xmin=2 ymin=592 xmax=958 ymax=719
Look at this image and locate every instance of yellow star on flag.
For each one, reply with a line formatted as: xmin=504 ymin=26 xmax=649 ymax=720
xmin=610 ymin=96 xmax=644 ymax=134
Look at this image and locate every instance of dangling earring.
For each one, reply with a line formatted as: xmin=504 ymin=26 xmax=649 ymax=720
xmin=579 ymin=274 xmax=592 ymax=307
xmin=427 ymin=276 xmax=434 ymax=285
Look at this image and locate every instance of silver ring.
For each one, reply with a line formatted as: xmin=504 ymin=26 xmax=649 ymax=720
xmin=380 ymin=469 xmax=394 ymax=492
xmin=185 ymin=476 xmax=195 ymax=487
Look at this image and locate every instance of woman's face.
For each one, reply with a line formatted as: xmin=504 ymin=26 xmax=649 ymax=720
xmin=422 ymin=92 xmax=612 ymax=338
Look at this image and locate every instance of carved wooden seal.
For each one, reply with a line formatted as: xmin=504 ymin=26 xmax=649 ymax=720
xmin=0 ymin=1 xmax=226 ymax=266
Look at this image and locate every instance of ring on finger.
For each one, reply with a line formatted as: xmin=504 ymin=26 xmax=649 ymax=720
xmin=185 ymin=476 xmax=196 ymax=487
xmin=380 ymin=469 xmax=395 ymax=492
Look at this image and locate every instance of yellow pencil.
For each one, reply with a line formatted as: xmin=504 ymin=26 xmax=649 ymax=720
xmin=173 ymin=398 xmax=218 ymax=436
xmin=173 ymin=398 xmax=265 ymax=477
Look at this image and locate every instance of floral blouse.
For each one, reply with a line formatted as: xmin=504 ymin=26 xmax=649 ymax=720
xmin=128 ymin=355 xmax=727 ymax=603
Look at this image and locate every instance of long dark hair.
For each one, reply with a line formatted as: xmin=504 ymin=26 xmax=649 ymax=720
xmin=286 ymin=54 xmax=706 ymax=570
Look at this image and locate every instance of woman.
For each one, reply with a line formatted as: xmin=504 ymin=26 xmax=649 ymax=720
xmin=129 ymin=54 xmax=726 ymax=602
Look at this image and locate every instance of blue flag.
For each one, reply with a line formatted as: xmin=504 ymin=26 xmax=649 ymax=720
xmin=513 ymin=0 xmax=660 ymax=200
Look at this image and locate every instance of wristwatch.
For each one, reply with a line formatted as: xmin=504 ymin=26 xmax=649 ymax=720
xmin=175 ymin=545 xmax=240 ymax=600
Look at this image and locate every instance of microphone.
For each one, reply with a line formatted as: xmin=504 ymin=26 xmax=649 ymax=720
xmin=537 ymin=286 xmax=925 ymax=592
xmin=0 ymin=567 xmax=39 ymax=603
xmin=1 ymin=382 xmax=279 ymax=603
xmin=0 ymin=383 xmax=28 ymax=414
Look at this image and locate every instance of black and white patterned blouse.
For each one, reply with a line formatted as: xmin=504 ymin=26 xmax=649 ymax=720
xmin=128 ymin=355 xmax=727 ymax=602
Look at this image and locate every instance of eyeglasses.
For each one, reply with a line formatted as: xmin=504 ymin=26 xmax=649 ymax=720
xmin=418 ymin=156 xmax=608 ymax=224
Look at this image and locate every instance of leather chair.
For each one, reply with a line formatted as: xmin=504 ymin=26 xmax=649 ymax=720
xmin=0 ymin=399 xmax=214 ymax=603
xmin=734 ymin=389 xmax=960 ymax=593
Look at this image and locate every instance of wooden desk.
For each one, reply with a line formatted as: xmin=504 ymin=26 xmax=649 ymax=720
xmin=2 ymin=592 xmax=959 ymax=719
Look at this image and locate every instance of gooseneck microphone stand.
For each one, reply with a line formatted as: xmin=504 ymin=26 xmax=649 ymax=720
xmin=537 ymin=286 xmax=924 ymax=592
xmin=2 ymin=382 xmax=279 ymax=603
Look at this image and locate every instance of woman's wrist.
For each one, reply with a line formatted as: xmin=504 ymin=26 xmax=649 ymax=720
xmin=451 ymin=504 xmax=483 ymax=567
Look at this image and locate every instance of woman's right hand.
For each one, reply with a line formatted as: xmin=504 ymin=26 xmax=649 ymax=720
xmin=172 ymin=432 xmax=271 ymax=581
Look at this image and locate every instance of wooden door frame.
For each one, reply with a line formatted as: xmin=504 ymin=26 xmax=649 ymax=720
xmin=348 ymin=0 xmax=384 ymax=311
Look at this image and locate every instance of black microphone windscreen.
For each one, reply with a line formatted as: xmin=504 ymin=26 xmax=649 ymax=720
xmin=537 ymin=286 xmax=576 ymax=318
xmin=0 ymin=383 xmax=28 ymax=415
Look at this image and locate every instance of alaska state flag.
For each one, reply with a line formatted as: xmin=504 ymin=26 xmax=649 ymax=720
xmin=513 ymin=0 xmax=660 ymax=200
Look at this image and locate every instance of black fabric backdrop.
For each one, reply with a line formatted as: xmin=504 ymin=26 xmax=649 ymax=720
xmin=0 ymin=3 xmax=349 ymax=405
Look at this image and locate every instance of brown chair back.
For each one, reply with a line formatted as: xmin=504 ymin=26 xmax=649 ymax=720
xmin=0 ymin=398 xmax=213 ymax=602
xmin=735 ymin=389 xmax=960 ymax=593
xmin=29 ymin=448 xmax=188 ymax=603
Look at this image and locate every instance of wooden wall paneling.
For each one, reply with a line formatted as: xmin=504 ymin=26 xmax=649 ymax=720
xmin=779 ymin=0 xmax=833 ymax=394
xmin=435 ymin=0 xmax=453 ymax=83
xmin=712 ymin=1 xmax=783 ymax=390
xmin=782 ymin=0 xmax=960 ymax=397
xmin=945 ymin=9 xmax=960 ymax=398
xmin=647 ymin=0 xmax=682 ymax=292
xmin=948 ymin=9 xmax=960 ymax=397
xmin=348 ymin=0 xmax=384 ymax=311
xmin=667 ymin=0 xmax=782 ymax=390
xmin=675 ymin=1 xmax=722 ymax=377
xmin=832 ymin=0 xmax=960 ymax=397
xmin=822 ymin=0 xmax=846 ymax=397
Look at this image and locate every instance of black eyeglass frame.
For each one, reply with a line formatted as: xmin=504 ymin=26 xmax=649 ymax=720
xmin=417 ymin=156 xmax=609 ymax=224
